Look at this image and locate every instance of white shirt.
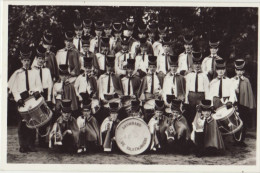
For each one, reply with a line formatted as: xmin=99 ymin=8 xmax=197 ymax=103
xmin=121 ymin=76 xmax=134 ymax=96
xmin=185 ymin=72 xmax=210 ymax=103
xmin=152 ymin=41 xmax=163 ymax=57
xmin=157 ymin=52 xmax=171 ymax=74
xmin=96 ymin=53 xmax=106 ymax=71
xmin=11 ymin=68 xmax=43 ymax=102
xmin=162 ymin=72 xmax=177 ymax=102
xmin=135 ymin=53 xmax=149 ymax=73
xmin=177 ymin=52 xmax=193 ymax=73
xmin=115 ymin=51 xmax=131 ymax=75
xmin=145 ymin=73 xmax=161 ymax=94
xmin=89 ymin=36 xmax=101 ymax=53
xmin=52 ymin=81 xmax=64 ymax=103
xmin=74 ymin=73 xmax=93 ymax=98
xmin=201 ymin=55 xmax=222 ymax=74
xmin=56 ymin=48 xmax=74 ymax=74
xmin=73 ymin=37 xmax=84 ymax=53
xmin=32 ymin=67 xmax=53 ymax=101
xmin=230 ymin=75 xmax=245 ymax=92
xmin=98 ymin=73 xmax=116 ymax=100
xmin=209 ymin=76 xmax=237 ymax=104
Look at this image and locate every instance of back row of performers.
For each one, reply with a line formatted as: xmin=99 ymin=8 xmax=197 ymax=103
xmin=8 ymin=20 xmax=256 ymax=156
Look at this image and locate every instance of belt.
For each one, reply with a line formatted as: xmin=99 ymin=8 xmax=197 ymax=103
xmin=189 ymin=91 xmax=205 ymax=94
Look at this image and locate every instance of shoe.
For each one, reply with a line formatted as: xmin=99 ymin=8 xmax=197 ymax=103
xmin=77 ymin=148 xmax=83 ymax=153
xmin=28 ymin=146 xmax=38 ymax=152
xmin=19 ymin=147 xmax=28 ymax=153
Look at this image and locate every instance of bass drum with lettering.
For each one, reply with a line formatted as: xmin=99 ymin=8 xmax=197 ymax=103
xmin=115 ymin=117 xmax=151 ymax=155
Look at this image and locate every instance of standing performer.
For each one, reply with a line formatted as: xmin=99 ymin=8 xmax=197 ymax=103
xmin=134 ymin=38 xmax=150 ymax=78
xmin=9 ymin=46 xmax=43 ymax=153
xmin=122 ymin=18 xmax=136 ymax=51
xmin=82 ymin=18 xmax=93 ymax=38
xmin=76 ymin=93 xmax=101 ymax=153
xmin=138 ymin=56 xmax=163 ymax=101
xmin=147 ymin=21 xmax=157 ymax=45
xmin=152 ymin=23 xmax=167 ymax=57
xmin=49 ymin=99 xmax=80 ymax=153
xmin=121 ymin=59 xmax=141 ymax=97
xmin=111 ymin=22 xmax=123 ymax=54
xmin=185 ymin=51 xmax=210 ymax=127
xmin=103 ymin=20 xmax=114 ymax=53
xmin=178 ymin=34 xmax=194 ymax=75
xmin=97 ymin=55 xmax=123 ymax=105
xmin=100 ymin=102 xmax=121 ymax=152
xmin=56 ymin=31 xmax=81 ymax=76
xmin=231 ymin=59 xmax=256 ymax=147
xmin=201 ymin=31 xmax=223 ymax=81
xmin=74 ymin=57 xmax=98 ymax=102
xmin=73 ymin=18 xmax=84 ymax=53
xmin=191 ymin=100 xmax=225 ymax=157
xmin=52 ymin=65 xmax=78 ymax=117
xmin=89 ymin=20 xmax=103 ymax=53
xmin=95 ymin=37 xmax=110 ymax=76
xmin=162 ymin=55 xmax=186 ymax=104
xmin=209 ymin=59 xmax=237 ymax=109
xmin=115 ymin=36 xmax=132 ymax=76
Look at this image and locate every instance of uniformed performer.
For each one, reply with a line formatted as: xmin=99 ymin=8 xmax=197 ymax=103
xmin=162 ymin=55 xmax=186 ymax=104
xmin=121 ymin=59 xmax=141 ymax=97
xmin=89 ymin=20 xmax=103 ymax=53
xmin=134 ymin=38 xmax=150 ymax=78
xmin=147 ymin=21 xmax=157 ymax=45
xmin=97 ymin=55 xmax=123 ymax=105
xmin=191 ymin=100 xmax=225 ymax=157
xmin=231 ymin=59 xmax=256 ymax=147
xmin=82 ymin=18 xmax=93 ymax=38
xmin=49 ymin=99 xmax=80 ymax=153
xmin=185 ymin=51 xmax=209 ymax=126
xmin=122 ymin=18 xmax=136 ymax=51
xmin=9 ymin=46 xmax=43 ymax=153
xmin=130 ymin=22 xmax=154 ymax=57
xmin=111 ymin=22 xmax=123 ymax=54
xmin=128 ymin=100 xmax=143 ymax=118
xmin=138 ymin=56 xmax=163 ymax=101
xmin=76 ymin=93 xmax=101 ymax=153
xmin=103 ymin=20 xmax=115 ymax=53
xmin=73 ymin=18 xmax=84 ymax=53
xmin=52 ymin=64 xmax=78 ymax=117
xmin=201 ymin=31 xmax=223 ymax=81
xmin=178 ymin=34 xmax=194 ymax=75
xmin=152 ymin=23 xmax=167 ymax=57
xmin=74 ymin=57 xmax=98 ymax=102
xmin=209 ymin=59 xmax=237 ymax=109
xmin=115 ymin=36 xmax=133 ymax=76
xmin=56 ymin=31 xmax=81 ymax=76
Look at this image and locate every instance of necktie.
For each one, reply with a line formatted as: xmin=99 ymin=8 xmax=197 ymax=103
xmin=128 ymin=77 xmax=131 ymax=95
xmin=97 ymin=37 xmax=100 ymax=53
xmin=104 ymin=53 xmax=107 ymax=71
xmin=124 ymin=53 xmax=126 ymax=61
xmin=151 ymin=73 xmax=154 ymax=94
xmin=107 ymin=73 xmax=111 ymax=93
xmin=173 ymin=73 xmax=175 ymax=85
xmin=78 ymin=38 xmax=81 ymax=52
xmin=219 ymin=77 xmax=222 ymax=98
xmin=86 ymin=75 xmax=90 ymax=93
xmin=40 ymin=67 xmax=43 ymax=83
xmin=62 ymin=81 xmax=65 ymax=99
xmin=165 ymin=54 xmax=168 ymax=72
xmin=142 ymin=53 xmax=145 ymax=62
xmin=25 ymin=69 xmax=29 ymax=91
xmin=65 ymin=49 xmax=69 ymax=66
xmin=238 ymin=76 xmax=242 ymax=103
xmin=211 ymin=56 xmax=216 ymax=71
xmin=195 ymin=72 xmax=198 ymax=92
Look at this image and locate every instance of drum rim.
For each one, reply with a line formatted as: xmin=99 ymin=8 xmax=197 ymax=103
xmin=220 ymin=117 xmax=243 ymax=135
xmin=115 ymin=117 xmax=151 ymax=155
xmin=213 ymin=105 xmax=235 ymax=120
xmin=18 ymin=96 xmax=44 ymax=113
xmin=26 ymin=111 xmax=53 ymax=129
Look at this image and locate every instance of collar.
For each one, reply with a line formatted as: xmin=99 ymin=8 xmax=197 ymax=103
xmin=217 ymin=76 xmax=226 ymax=80
xmin=169 ymin=72 xmax=179 ymax=76
xmin=235 ymin=75 xmax=244 ymax=80
xmin=121 ymin=50 xmax=129 ymax=54
xmin=22 ymin=67 xmax=31 ymax=71
xmin=162 ymin=52 xmax=169 ymax=56
xmin=210 ymin=54 xmax=217 ymax=58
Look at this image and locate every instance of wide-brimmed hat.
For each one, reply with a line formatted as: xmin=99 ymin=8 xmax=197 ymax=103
xmin=148 ymin=55 xmax=157 ymax=66
xmin=209 ymin=31 xmax=220 ymax=48
xmin=64 ymin=31 xmax=74 ymax=42
xmin=80 ymin=93 xmax=91 ymax=110
xmin=183 ymin=34 xmax=193 ymax=45
xmin=131 ymin=100 xmax=141 ymax=112
xmin=109 ymin=102 xmax=119 ymax=113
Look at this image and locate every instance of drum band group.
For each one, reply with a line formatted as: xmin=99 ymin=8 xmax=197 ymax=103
xmin=8 ymin=16 xmax=256 ymax=156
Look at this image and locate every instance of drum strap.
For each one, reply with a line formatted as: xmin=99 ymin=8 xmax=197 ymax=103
xmin=25 ymin=69 xmax=30 ymax=91
xmin=78 ymin=38 xmax=81 ymax=52
xmin=165 ymin=54 xmax=168 ymax=72
xmin=219 ymin=78 xmax=222 ymax=98
xmin=151 ymin=73 xmax=154 ymax=94
xmin=107 ymin=73 xmax=111 ymax=93
xmin=195 ymin=72 xmax=198 ymax=92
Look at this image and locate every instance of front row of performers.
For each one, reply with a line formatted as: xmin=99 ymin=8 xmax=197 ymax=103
xmin=8 ymin=45 xmax=255 ymax=157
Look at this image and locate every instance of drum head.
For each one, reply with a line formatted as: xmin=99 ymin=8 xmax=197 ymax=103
xmin=115 ymin=117 xmax=151 ymax=155
xmin=212 ymin=105 xmax=234 ymax=120
xmin=18 ymin=96 xmax=43 ymax=112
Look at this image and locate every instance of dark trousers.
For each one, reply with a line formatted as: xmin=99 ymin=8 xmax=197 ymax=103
xmin=234 ymin=105 xmax=249 ymax=143
xmin=18 ymin=120 xmax=36 ymax=149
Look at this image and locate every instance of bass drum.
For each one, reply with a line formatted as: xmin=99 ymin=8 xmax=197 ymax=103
xmin=115 ymin=117 xmax=151 ymax=155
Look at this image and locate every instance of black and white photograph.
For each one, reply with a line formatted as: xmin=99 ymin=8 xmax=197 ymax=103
xmin=0 ymin=1 xmax=259 ymax=172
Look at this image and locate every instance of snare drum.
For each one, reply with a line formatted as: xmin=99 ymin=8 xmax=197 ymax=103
xmin=115 ymin=117 xmax=151 ymax=155
xmin=18 ymin=96 xmax=53 ymax=129
xmin=212 ymin=106 xmax=243 ymax=135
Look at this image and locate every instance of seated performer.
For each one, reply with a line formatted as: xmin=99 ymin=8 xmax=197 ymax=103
xmin=77 ymin=93 xmax=101 ymax=153
xmin=162 ymin=55 xmax=186 ymax=104
xmin=231 ymin=59 xmax=256 ymax=147
xmin=148 ymin=99 xmax=169 ymax=151
xmin=9 ymin=45 xmax=43 ymax=153
xmin=191 ymin=100 xmax=225 ymax=157
xmin=97 ymin=55 xmax=123 ymax=105
xmin=209 ymin=59 xmax=237 ymax=109
xmin=52 ymin=65 xmax=78 ymax=118
xmin=49 ymin=99 xmax=80 ymax=153
xmin=201 ymin=31 xmax=223 ymax=81
xmin=185 ymin=50 xmax=210 ymax=127
xmin=100 ymin=102 xmax=121 ymax=152
xmin=128 ymin=100 xmax=144 ymax=119
xmin=74 ymin=57 xmax=98 ymax=102
xmin=166 ymin=99 xmax=191 ymax=154
xmin=138 ymin=56 xmax=163 ymax=101
xmin=56 ymin=31 xmax=81 ymax=76
xmin=178 ymin=34 xmax=194 ymax=75
xmin=115 ymin=36 xmax=133 ymax=76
